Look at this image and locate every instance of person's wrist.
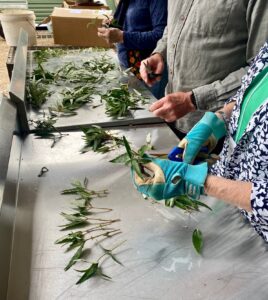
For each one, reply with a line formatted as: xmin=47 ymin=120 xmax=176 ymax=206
xmin=184 ymin=162 xmax=208 ymax=200
xmin=190 ymin=91 xmax=197 ymax=109
xmin=151 ymin=52 xmax=165 ymax=64
xmin=215 ymin=110 xmax=229 ymax=130
xmin=187 ymin=91 xmax=196 ymax=112
xmin=201 ymin=112 xmax=226 ymax=139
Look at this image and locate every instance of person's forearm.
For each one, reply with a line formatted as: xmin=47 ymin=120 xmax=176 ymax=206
xmin=123 ymin=30 xmax=165 ymax=50
xmin=204 ymin=175 xmax=252 ymax=212
xmin=192 ymin=67 xmax=248 ymax=111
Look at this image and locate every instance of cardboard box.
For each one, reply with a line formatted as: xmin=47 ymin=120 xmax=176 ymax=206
xmin=63 ymin=1 xmax=110 ymax=10
xmin=51 ymin=7 xmax=112 ymax=47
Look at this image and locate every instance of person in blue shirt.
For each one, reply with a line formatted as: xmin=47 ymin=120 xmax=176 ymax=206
xmin=97 ymin=0 xmax=167 ymax=99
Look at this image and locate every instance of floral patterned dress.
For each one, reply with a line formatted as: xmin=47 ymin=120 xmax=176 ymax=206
xmin=210 ymin=41 xmax=268 ymax=242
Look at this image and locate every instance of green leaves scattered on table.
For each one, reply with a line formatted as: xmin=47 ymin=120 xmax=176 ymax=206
xmin=28 ymin=49 xmax=118 ymax=115
xmin=81 ymin=125 xmax=125 ymax=153
xmin=102 ymin=84 xmax=149 ymax=118
xmin=55 ymin=178 xmax=124 ymax=284
xmin=110 ymin=135 xmax=153 ymax=179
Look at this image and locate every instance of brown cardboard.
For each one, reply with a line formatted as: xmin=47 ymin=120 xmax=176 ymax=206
xmin=63 ymin=1 xmax=110 ymax=10
xmin=51 ymin=7 xmax=112 ymax=47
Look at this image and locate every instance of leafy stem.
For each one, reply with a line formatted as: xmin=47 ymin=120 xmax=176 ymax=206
xmin=76 ymin=240 xmax=126 ymax=284
xmin=102 ymin=84 xmax=149 ymax=118
xmin=29 ymin=114 xmax=68 ymax=148
xmin=110 ymin=135 xmax=153 ymax=179
xmin=81 ymin=126 xmax=124 ymax=153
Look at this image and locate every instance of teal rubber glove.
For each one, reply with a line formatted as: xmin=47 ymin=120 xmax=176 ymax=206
xmin=179 ymin=112 xmax=226 ymax=164
xmin=132 ymin=156 xmax=208 ymax=201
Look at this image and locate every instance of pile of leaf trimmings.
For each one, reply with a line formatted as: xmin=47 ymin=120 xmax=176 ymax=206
xmin=102 ymin=84 xmax=149 ymax=118
xmin=33 ymin=48 xmax=67 ymax=64
xmin=26 ymin=78 xmax=49 ymax=109
xmin=53 ymin=58 xmax=115 ymax=84
xmin=29 ymin=114 xmax=68 ymax=148
xmin=27 ymin=49 xmax=117 ymax=112
xmin=50 ymin=85 xmax=95 ymax=116
xmin=81 ymin=126 xmax=125 ymax=153
xmin=55 ymin=178 xmax=125 ymax=284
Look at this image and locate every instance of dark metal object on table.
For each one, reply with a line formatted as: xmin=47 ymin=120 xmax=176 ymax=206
xmin=143 ymin=61 xmax=162 ymax=80
xmin=37 ymin=166 xmax=49 ymax=177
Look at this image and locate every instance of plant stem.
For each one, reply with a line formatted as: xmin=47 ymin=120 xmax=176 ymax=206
xmin=97 ymin=240 xmax=127 ymax=263
xmin=86 ymin=229 xmax=121 ymax=242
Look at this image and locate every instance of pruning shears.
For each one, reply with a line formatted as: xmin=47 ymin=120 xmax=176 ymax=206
xmin=143 ymin=61 xmax=162 ymax=80
xmin=168 ymin=145 xmax=209 ymax=164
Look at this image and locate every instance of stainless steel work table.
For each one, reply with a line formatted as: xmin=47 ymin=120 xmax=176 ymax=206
xmin=5 ymin=126 xmax=268 ymax=300
xmin=2 ymin=30 xmax=268 ymax=300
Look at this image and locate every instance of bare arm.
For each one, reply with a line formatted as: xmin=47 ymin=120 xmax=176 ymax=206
xmin=204 ymin=175 xmax=252 ymax=212
xmin=205 ymin=101 xmax=253 ymax=211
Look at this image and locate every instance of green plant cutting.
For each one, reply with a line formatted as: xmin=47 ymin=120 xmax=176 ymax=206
xmin=81 ymin=125 xmax=125 ymax=153
xmin=102 ymin=84 xmax=149 ymax=118
xmin=55 ymin=178 xmax=125 ymax=284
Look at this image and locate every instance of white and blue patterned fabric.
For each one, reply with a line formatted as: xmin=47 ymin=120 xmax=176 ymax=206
xmin=210 ymin=41 xmax=268 ymax=242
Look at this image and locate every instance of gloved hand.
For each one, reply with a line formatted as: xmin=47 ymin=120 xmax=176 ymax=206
xmin=132 ymin=156 xmax=208 ymax=201
xmin=179 ymin=112 xmax=226 ymax=164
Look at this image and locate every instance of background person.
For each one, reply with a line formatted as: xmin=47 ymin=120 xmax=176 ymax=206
xmin=140 ymin=0 xmax=268 ymax=136
xmin=98 ymin=0 xmax=168 ymax=99
xmin=133 ymin=41 xmax=268 ymax=242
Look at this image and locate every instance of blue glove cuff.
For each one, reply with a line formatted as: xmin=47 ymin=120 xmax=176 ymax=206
xmin=201 ymin=112 xmax=226 ymax=139
xmin=170 ymin=162 xmax=208 ymax=200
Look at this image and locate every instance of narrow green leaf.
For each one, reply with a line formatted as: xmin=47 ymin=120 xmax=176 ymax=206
xmin=194 ymin=200 xmax=212 ymax=211
xmin=131 ymin=159 xmax=144 ymax=180
xmin=55 ymin=231 xmax=84 ymax=245
xmin=59 ymin=219 xmax=88 ymax=230
xmin=109 ymin=153 xmax=129 ymax=164
xmin=165 ymin=198 xmax=175 ymax=207
xmin=84 ymin=177 xmax=89 ymax=188
xmin=76 ymin=263 xmax=99 ymax=284
xmin=60 ymin=212 xmax=85 ymax=223
xmin=97 ymin=268 xmax=112 ymax=280
xmin=123 ymin=136 xmax=133 ymax=160
xmin=99 ymin=244 xmax=123 ymax=266
xmin=65 ymin=242 xmax=85 ymax=271
xmin=138 ymin=144 xmax=152 ymax=157
xmin=192 ymin=229 xmax=203 ymax=254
